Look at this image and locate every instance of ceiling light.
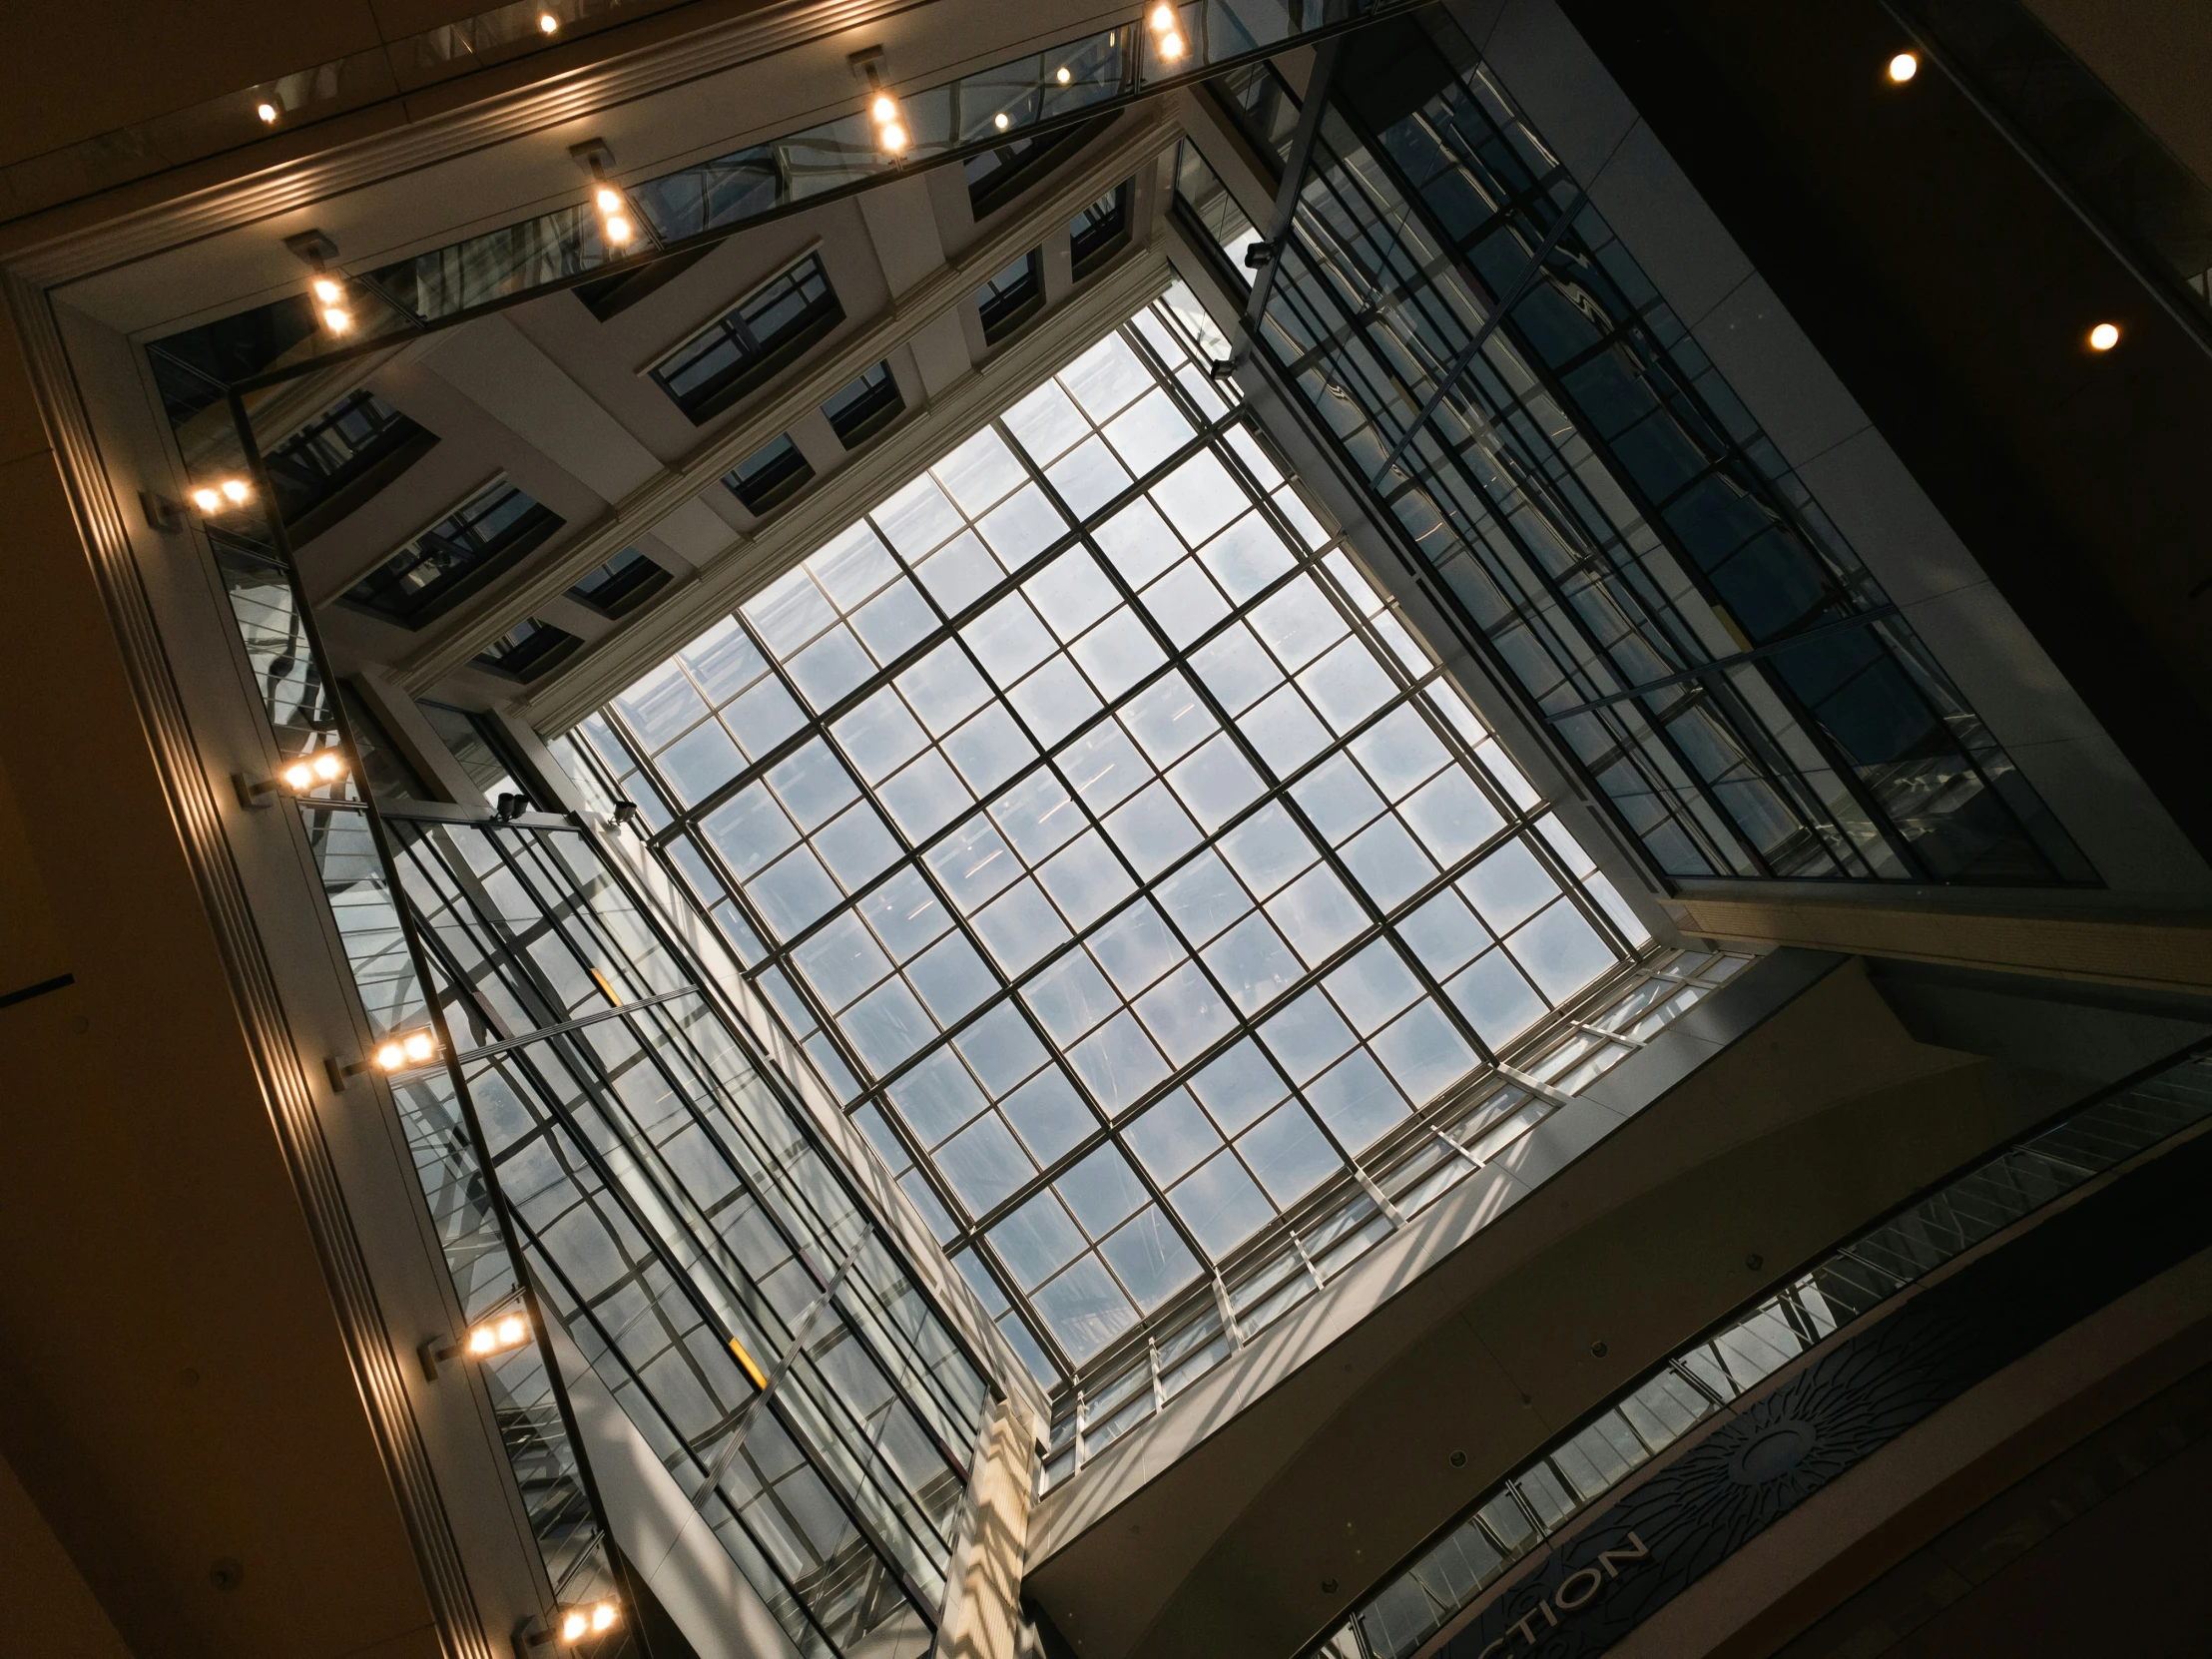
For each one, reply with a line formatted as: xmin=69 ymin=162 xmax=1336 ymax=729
xmin=603 ymin=215 xmax=632 ymax=245
xmin=1056 ymin=65 xmax=1071 ymax=85
xmin=880 ymin=122 xmax=907 ymax=153
xmin=466 ymin=1313 xmax=530 ymax=1357
xmin=281 ymin=761 xmax=317 ymax=790
xmin=256 ymin=102 xmax=277 ymax=124
xmin=871 ymin=93 xmax=897 ymax=124
xmin=2088 ymin=321 xmax=2120 ymax=350
xmin=1150 ymin=2 xmax=1174 ymax=26
xmin=1888 ymin=51 xmax=1918 ymax=82
xmin=591 ymin=1602 xmax=618 ymax=1633
xmin=538 ymin=10 xmax=558 ymax=31
xmin=994 ymin=112 xmax=1010 ymax=131
xmin=561 ymin=1611 xmax=589 ymax=1644
xmin=221 ymin=478 xmax=251 ymax=504
xmin=279 ymin=750 xmax=349 ymax=793
xmin=311 ymin=752 xmax=344 ymax=782
xmin=1158 ymin=31 xmax=1184 ymax=58
xmin=372 ymin=1028 xmax=437 ymax=1071
xmin=311 ymin=276 xmax=341 ymax=302
xmin=191 ymin=486 xmax=223 ymax=512
xmin=323 ymin=306 xmax=352 ymax=332
xmin=595 ymin=186 xmax=621 ymax=213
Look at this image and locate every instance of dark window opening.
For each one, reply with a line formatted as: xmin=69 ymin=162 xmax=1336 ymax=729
xmin=724 ymin=434 xmax=815 ymax=515
xmin=343 ymin=480 xmax=563 ymax=629
xmin=573 ymin=242 xmax=719 ymax=321
xmin=264 ymin=388 xmax=439 ymax=547
xmin=415 ymin=700 xmax=545 ymax=809
xmin=965 ymin=115 xmax=1116 ymax=220
xmin=476 ymin=618 xmax=584 ymax=681
xmin=822 ymin=361 xmax=905 ymax=449
xmin=568 ymin=545 xmax=671 ymax=617
xmin=336 ymin=682 xmax=428 ymax=803
xmin=1209 ymin=61 xmax=1302 ymax=169
xmin=649 ymin=254 xmax=842 ymax=424
xmin=976 ymin=250 xmax=1045 ymax=344
xmin=1068 ymin=181 xmax=1134 ymax=279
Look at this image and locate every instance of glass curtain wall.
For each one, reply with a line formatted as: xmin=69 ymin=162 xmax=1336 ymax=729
xmin=561 ymin=282 xmax=1753 ymax=1479
xmin=1234 ymin=11 xmax=2092 ymax=885
xmin=385 ymin=811 xmax=997 ymax=1659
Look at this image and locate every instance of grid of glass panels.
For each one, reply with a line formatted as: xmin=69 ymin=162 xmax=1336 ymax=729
xmin=390 ymin=815 xmax=995 ymax=1659
xmin=579 ymin=284 xmax=1660 ymax=1392
xmin=1240 ymin=13 xmax=2092 ymax=885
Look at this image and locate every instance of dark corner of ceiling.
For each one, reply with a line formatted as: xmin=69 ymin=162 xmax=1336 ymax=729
xmin=1550 ymin=0 xmax=2212 ymax=867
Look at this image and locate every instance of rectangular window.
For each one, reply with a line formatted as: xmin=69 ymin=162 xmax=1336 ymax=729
xmin=965 ymin=115 xmax=1114 ymax=220
xmin=1068 ymin=180 xmax=1133 ymax=279
xmin=415 ymin=700 xmax=535 ymax=806
xmin=649 ymin=253 xmax=842 ymax=424
xmin=976 ymin=249 xmax=1044 ymax=344
xmin=568 ymin=545 xmax=670 ymax=617
xmin=1211 ymin=61 xmax=1302 ymax=169
xmin=476 ymin=617 xmax=583 ymax=680
xmin=264 ymin=388 xmax=437 ymax=545
xmin=343 ymin=479 xmax=563 ymax=628
xmin=724 ymin=433 xmax=814 ymax=515
xmin=823 ymin=361 xmax=905 ymax=449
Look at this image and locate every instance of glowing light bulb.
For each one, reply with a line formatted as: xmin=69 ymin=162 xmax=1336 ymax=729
xmin=1159 ymin=31 xmax=1184 ymax=57
xmin=591 ymin=1602 xmax=618 ymax=1632
xmin=871 ymin=93 xmax=897 ymax=125
xmin=323 ymin=305 xmax=352 ymax=332
xmin=595 ymin=186 xmax=621 ymax=213
xmin=1151 ymin=2 xmax=1174 ymax=27
xmin=192 ymin=487 xmax=222 ymax=512
xmin=1056 ymin=66 xmax=1071 ymax=85
xmin=993 ymin=112 xmax=1009 ymax=131
xmin=1888 ymin=51 xmax=1918 ymax=82
xmin=539 ymin=10 xmax=559 ymax=31
xmin=221 ymin=478 xmax=251 ymax=504
xmin=2088 ymin=321 xmax=2120 ymax=350
xmin=496 ymin=1314 xmax=526 ymax=1345
xmin=403 ymin=1030 xmax=436 ymax=1063
xmin=880 ymin=123 xmax=907 ymax=153
xmin=375 ymin=1040 xmax=407 ymax=1071
xmin=560 ymin=1611 xmax=588 ymax=1643
xmin=603 ymin=215 xmax=631 ymax=245
xmin=256 ymin=102 xmax=277 ymax=124
xmin=283 ymin=762 xmax=315 ymax=790
xmin=311 ymin=751 xmax=344 ymax=781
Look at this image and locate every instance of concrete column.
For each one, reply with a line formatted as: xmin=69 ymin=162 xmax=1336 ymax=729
xmin=934 ymin=1401 xmax=1039 ymax=1659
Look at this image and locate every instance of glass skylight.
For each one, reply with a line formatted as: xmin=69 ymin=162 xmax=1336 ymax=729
xmin=580 ymin=283 xmax=1655 ymax=1389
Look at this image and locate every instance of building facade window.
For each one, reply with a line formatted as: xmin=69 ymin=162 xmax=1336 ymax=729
xmin=263 ymin=387 xmax=437 ymax=544
xmin=1238 ymin=13 xmax=2091 ymax=884
xmin=823 ymin=361 xmax=906 ymax=449
xmin=650 ymin=253 xmax=843 ymax=423
xmin=567 ymin=545 xmax=670 ymax=617
xmin=476 ymin=617 xmax=583 ymax=680
xmin=343 ymin=478 xmax=563 ymax=628
xmin=976 ymin=250 xmax=1045 ymax=344
xmin=576 ymin=285 xmax=1699 ymax=1407
xmin=1068 ymin=180 xmax=1134 ymax=279
xmin=725 ymin=433 xmax=815 ymax=515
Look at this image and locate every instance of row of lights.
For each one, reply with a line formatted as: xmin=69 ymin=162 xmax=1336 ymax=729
xmin=1149 ymin=3 xmax=1186 ymax=61
xmin=558 ymin=1601 xmax=622 ymax=1645
xmin=1885 ymin=48 xmax=2120 ymax=353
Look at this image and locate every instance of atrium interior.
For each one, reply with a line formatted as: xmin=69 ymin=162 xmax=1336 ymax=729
xmin=3 ymin=2 xmax=2211 ymax=1657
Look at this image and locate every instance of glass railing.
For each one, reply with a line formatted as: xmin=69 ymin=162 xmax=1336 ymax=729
xmin=1316 ymin=1043 xmax=2212 ymax=1659
xmin=143 ymin=0 xmax=1422 ymax=404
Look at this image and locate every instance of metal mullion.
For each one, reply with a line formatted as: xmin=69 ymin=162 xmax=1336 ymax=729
xmin=1379 ymin=349 xmax=1787 ymax=877
xmin=1270 ymin=176 xmax=1777 ymax=879
xmin=492 ymin=1027 xmax=946 ymax=1620
xmin=491 ymin=827 xmax=1009 ymax=1451
xmin=1348 ymin=112 xmax=1938 ymax=882
xmin=506 ymin=1198 xmax=856 ymax=1659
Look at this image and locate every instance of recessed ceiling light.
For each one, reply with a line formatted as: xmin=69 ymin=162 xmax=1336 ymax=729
xmin=1888 ymin=51 xmax=1918 ymax=83
xmin=2088 ymin=321 xmax=2120 ymax=351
